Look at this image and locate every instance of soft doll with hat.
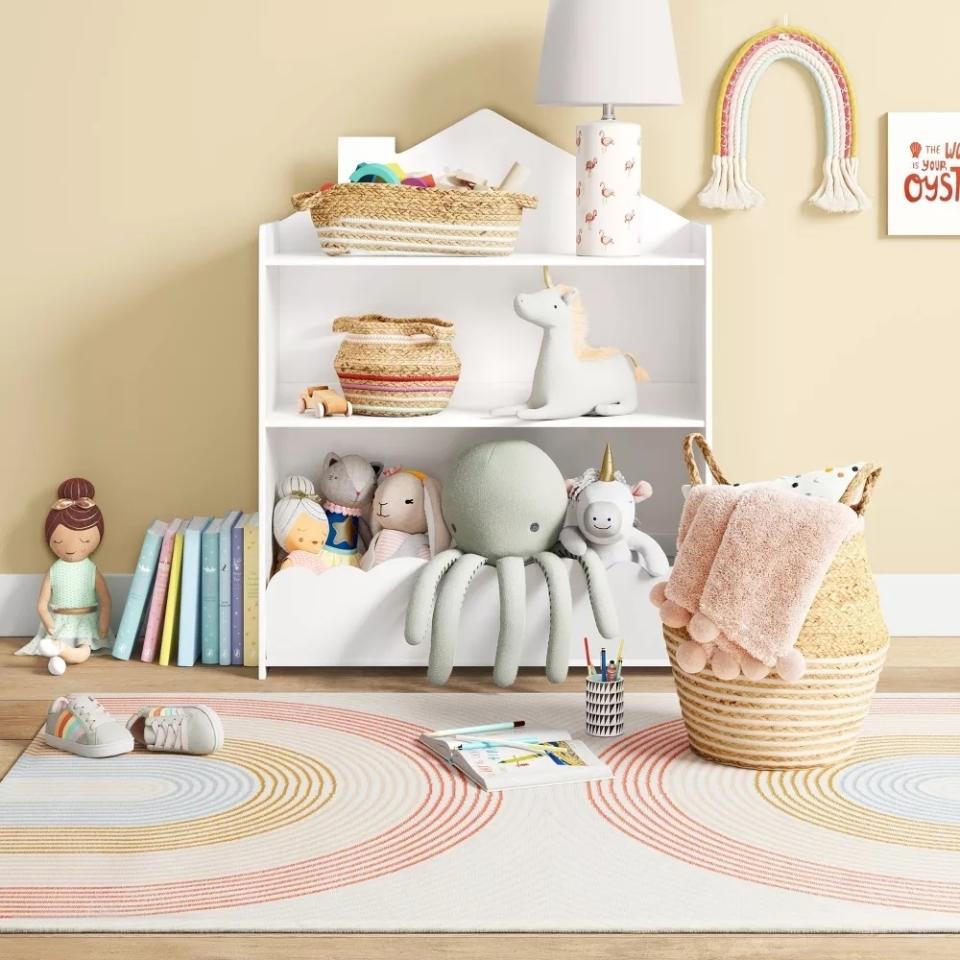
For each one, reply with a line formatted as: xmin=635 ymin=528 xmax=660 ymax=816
xmin=317 ymin=452 xmax=382 ymax=568
xmin=361 ymin=468 xmax=450 ymax=570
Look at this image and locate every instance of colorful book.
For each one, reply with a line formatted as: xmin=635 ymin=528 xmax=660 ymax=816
xmin=219 ymin=511 xmax=242 ymax=665
xmin=419 ymin=728 xmax=612 ymax=793
xmin=158 ymin=523 xmax=185 ymax=666
xmin=231 ymin=513 xmax=251 ymax=665
xmin=200 ymin=518 xmax=224 ymax=665
xmin=141 ymin=518 xmax=184 ymax=662
xmin=112 ymin=520 xmax=167 ymax=660
xmin=177 ymin=516 xmax=211 ymax=666
xmin=242 ymin=513 xmax=259 ymax=669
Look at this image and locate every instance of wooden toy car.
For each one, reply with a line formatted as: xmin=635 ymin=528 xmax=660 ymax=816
xmin=296 ymin=384 xmax=353 ymax=418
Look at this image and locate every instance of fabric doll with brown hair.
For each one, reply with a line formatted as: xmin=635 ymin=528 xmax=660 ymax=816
xmin=16 ymin=478 xmax=113 ymax=675
xmin=360 ymin=468 xmax=450 ymax=570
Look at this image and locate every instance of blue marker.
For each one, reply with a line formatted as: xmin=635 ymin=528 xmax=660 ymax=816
xmin=600 ymin=647 xmax=607 ymax=682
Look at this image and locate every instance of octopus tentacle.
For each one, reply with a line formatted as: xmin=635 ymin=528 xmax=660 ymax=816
xmin=493 ymin=556 xmax=526 ymax=688
xmin=534 ymin=551 xmax=573 ymax=684
xmin=428 ymin=553 xmax=487 ymax=685
xmin=404 ymin=548 xmax=462 ymax=646
xmin=577 ymin=547 xmax=620 ymax=640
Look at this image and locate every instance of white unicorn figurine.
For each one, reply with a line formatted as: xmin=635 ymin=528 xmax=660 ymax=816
xmin=492 ymin=268 xmax=649 ymax=420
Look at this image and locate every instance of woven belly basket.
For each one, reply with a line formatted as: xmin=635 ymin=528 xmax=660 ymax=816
xmin=664 ymin=434 xmax=889 ymax=770
xmin=333 ymin=315 xmax=461 ymax=417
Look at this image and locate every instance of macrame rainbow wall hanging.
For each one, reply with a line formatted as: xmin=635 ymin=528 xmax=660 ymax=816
xmin=698 ymin=25 xmax=870 ymax=213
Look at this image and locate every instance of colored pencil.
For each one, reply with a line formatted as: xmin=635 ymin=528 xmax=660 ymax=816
xmin=430 ymin=721 xmax=526 ymax=738
xmin=458 ymin=736 xmax=553 ymax=755
xmin=499 ymin=753 xmax=545 ymax=765
xmin=583 ymin=636 xmax=593 ymax=674
xmin=458 ymin=737 xmax=541 ymax=751
xmin=615 ymin=637 xmax=625 ymax=679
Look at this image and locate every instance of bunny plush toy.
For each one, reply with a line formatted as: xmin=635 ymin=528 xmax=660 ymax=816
xmin=361 ymin=468 xmax=451 ymax=570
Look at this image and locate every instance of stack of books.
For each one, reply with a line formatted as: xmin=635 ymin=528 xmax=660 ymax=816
xmin=112 ymin=513 xmax=260 ymax=667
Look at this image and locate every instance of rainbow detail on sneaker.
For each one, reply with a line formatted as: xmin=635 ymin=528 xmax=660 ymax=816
xmin=44 ymin=695 xmax=134 ymax=759
xmin=126 ymin=704 xmax=225 ymax=756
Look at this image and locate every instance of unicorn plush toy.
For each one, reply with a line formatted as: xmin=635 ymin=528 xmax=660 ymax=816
xmin=561 ymin=445 xmax=669 ymax=578
xmin=492 ymin=268 xmax=648 ymax=420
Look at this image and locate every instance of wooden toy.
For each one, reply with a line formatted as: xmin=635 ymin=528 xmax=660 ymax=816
xmin=349 ymin=162 xmax=405 ymax=184
xmin=296 ymin=384 xmax=352 ymax=418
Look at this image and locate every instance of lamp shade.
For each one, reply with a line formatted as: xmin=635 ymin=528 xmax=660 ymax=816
xmin=537 ymin=0 xmax=683 ymax=106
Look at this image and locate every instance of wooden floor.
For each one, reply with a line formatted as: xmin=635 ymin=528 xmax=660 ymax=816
xmin=1 ymin=635 xmax=958 ymax=959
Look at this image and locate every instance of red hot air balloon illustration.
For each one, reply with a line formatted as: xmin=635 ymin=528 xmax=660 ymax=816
xmin=910 ymin=141 xmax=922 ymax=159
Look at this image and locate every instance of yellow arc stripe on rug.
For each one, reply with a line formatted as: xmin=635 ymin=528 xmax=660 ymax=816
xmin=757 ymin=736 xmax=960 ymax=851
xmin=0 ymin=739 xmax=336 ymax=853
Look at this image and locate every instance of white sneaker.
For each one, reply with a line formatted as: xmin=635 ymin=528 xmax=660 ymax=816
xmin=126 ymin=705 xmax=224 ymax=755
xmin=44 ymin=695 xmax=134 ymax=758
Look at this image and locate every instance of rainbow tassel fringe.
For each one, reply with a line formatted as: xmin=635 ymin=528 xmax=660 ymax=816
xmin=698 ymin=26 xmax=870 ymax=214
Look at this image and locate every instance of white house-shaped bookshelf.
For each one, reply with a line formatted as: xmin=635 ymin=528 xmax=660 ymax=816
xmin=258 ymin=109 xmax=711 ymax=678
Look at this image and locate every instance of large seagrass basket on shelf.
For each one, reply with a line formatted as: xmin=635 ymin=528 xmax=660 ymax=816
xmin=664 ymin=434 xmax=890 ymax=770
xmin=292 ymin=184 xmax=538 ymax=256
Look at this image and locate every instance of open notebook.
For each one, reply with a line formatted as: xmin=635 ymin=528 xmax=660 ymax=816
xmin=419 ymin=728 xmax=613 ymax=792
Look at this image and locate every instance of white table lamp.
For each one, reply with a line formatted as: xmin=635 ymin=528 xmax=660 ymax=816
xmin=537 ymin=0 xmax=682 ymax=255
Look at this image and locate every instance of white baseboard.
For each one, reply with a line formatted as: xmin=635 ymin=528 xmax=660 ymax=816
xmin=0 ymin=573 xmax=956 ymax=642
xmin=0 ymin=574 xmax=133 ymax=639
xmin=875 ymin=574 xmax=960 ymax=637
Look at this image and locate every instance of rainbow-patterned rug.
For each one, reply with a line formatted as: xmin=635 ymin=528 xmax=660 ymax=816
xmin=0 ymin=693 xmax=957 ymax=932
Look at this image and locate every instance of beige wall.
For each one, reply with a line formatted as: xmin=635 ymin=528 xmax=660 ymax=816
xmin=0 ymin=0 xmax=955 ymax=574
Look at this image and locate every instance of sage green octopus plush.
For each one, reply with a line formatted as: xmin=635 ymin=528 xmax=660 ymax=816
xmin=404 ymin=440 xmax=619 ymax=686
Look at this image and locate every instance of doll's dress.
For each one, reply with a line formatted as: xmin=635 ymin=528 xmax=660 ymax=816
xmin=282 ymin=549 xmax=330 ymax=575
xmin=319 ymin=503 xmax=362 ymax=568
xmin=15 ymin=558 xmax=114 ymax=656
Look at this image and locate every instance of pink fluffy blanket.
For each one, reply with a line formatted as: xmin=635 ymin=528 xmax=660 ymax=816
xmin=652 ymin=485 xmax=860 ymax=681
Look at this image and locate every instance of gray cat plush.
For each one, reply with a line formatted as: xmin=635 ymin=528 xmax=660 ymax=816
xmin=317 ymin=452 xmax=382 ymax=568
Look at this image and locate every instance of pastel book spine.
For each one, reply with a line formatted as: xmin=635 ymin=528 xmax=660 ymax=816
xmin=242 ymin=513 xmax=259 ymax=668
xmin=158 ymin=527 xmax=185 ymax=666
xmin=219 ymin=511 xmax=242 ymax=665
xmin=113 ymin=520 xmax=166 ymax=660
xmin=177 ymin=516 xmax=211 ymax=667
xmin=200 ymin=518 xmax=224 ymax=665
xmin=157 ymin=520 xmax=187 ymax=667
xmin=231 ymin=514 xmax=250 ymax=665
xmin=141 ymin=519 xmax=184 ymax=662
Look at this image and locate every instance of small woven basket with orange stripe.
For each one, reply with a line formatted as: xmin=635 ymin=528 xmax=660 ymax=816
xmin=664 ymin=434 xmax=889 ymax=770
xmin=332 ymin=315 xmax=461 ymax=417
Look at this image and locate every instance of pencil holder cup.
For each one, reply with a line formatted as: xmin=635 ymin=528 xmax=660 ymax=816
xmin=585 ymin=677 xmax=624 ymax=737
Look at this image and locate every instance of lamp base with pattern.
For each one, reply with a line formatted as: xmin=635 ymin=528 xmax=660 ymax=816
xmin=575 ymin=120 xmax=642 ymax=256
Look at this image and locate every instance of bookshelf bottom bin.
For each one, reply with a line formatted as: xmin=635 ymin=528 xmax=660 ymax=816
xmin=263 ymin=557 xmax=670 ymax=669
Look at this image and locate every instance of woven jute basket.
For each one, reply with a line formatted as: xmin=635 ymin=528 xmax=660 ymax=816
xmin=664 ymin=434 xmax=890 ymax=770
xmin=292 ymin=184 xmax=538 ymax=256
xmin=332 ymin=315 xmax=461 ymax=417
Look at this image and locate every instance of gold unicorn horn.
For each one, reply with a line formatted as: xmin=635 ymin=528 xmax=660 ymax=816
xmin=542 ymin=265 xmax=554 ymax=288
xmin=599 ymin=444 xmax=615 ymax=482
